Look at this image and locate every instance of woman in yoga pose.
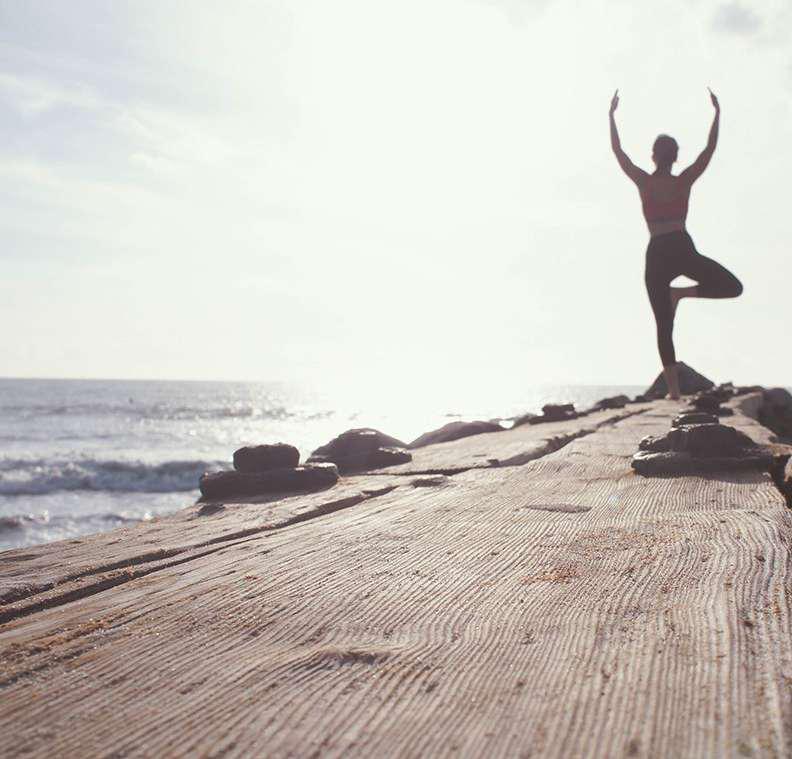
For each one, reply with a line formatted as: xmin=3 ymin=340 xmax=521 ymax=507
xmin=609 ymin=88 xmax=742 ymax=399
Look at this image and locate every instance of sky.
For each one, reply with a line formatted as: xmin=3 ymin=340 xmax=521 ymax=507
xmin=1 ymin=0 xmax=790 ymax=394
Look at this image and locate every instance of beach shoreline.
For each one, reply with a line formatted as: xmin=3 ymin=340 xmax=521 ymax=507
xmin=0 ymin=378 xmax=648 ymax=551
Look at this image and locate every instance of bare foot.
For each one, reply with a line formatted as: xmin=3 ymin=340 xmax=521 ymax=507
xmin=664 ymin=392 xmax=680 ymax=401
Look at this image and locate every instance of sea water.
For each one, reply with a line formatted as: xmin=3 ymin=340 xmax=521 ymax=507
xmin=0 ymin=378 xmax=644 ymax=550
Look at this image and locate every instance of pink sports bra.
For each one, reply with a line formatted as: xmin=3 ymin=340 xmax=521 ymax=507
xmin=638 ymin=175 xmax=692 ymax=237
xmin=641 ymin=194 xmax=689 ymax=224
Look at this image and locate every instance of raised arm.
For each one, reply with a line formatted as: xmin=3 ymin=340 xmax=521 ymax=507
xmin=681 ymin=88 xmax=720 ymax=184
xmin=609 ymin=90 xmax=647 ymax=185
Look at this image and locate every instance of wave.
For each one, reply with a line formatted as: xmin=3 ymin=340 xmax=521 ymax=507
xmin=0 ymin=401 xmax=300 ymax=422
xmin=0 ymin=513 xmax=50 ymax=530
xmin=0 ymin=510 xmax=151 ymax=536
xmin=0 ymin=457 xmax=216 ymax=496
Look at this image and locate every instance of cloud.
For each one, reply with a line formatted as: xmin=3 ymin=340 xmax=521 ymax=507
xmin=711 ymin=1 xmax=762 ymax=35
xmin=476 ymin=0 xmax=553 ymax=25
xmin=0 ymin=72 xmax=100 ymax=115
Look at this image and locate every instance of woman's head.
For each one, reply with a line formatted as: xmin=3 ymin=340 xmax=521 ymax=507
xmin=653 ymin=134 xmax=678 ymax=169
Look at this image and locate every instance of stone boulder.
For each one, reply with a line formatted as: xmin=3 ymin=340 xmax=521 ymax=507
xmin=711 ymin=383 xmax=737 ymax=401
xmin=309 ymin=446 xmax=411 ymax=474
xmin=644 ymin=362 xmax=714 ymax=399
xmin=528 ymin=404 xmax=578 ymax=425
xmin=199 ymin=463 xmax=339 ymax=500
xmin=632 ymin=422 xmax=771 ymax=476
xmin=688 ymin=392 xmax=733 ymax=416
xmin=638 ymin=434 xmax=670 ymax=453
xmin=735 ymin=385 xmax=765 ymax=396
xmin=690 ymin=395 xmax=720 ymax=413
xmin=409 ymin=420 xmax=503 ymax=449
xmin=594 ymin=395 xmax=630 ymax=410
xmin=511 ymin=412 xmax=539 ymax=428
xmin=764 ymin=387 xmax=792 ymax=410
xmin=760 ymin=388 xmax=792 ymax=440
xmin=233 ymin=443 xmax=300 ymax=473
xmin=632 ymin=448 xmax=773 ymax=476
xmin=308 ymin=428 xmax=411 ymax=473
xmin=669 ymin=424 xmax=755 ymax=457
xmin=311 ymin=428 xmax=406 ymax=457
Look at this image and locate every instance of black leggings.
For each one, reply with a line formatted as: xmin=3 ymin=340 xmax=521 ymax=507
xmin=645 ymin=231 xmax=742 ymax=367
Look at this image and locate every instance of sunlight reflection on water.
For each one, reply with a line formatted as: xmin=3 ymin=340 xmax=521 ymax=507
xmin=0 ymin=377 xmax=643 ymax=549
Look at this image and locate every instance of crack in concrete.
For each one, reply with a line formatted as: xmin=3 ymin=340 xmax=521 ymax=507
xmin=0 ymin=411 xmax=648 ymax=627
xmin=361 ymin=409 xmax=648 ymax=476
xmin=0 ymin=486 xmax=400 ymax=627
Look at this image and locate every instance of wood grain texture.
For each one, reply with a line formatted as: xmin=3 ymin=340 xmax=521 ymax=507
xmin=373 ymin=406 xmax=649 ymax=474
xmin=0 ymin=474 xmax=405 ymax=618
xmin=1 ymin=395 xmax=790 ymax=758
xmin=0 ymin=407 xmax=646 ymax=613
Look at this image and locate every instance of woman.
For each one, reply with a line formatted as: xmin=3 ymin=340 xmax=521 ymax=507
xmin=609 ymin=88 xmax=742 ymax=399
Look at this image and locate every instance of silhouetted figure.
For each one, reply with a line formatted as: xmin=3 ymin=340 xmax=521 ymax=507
xmin=609 ymin=88 xmax=742 ymax=399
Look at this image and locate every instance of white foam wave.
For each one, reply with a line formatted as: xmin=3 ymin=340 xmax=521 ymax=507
xmin=0 ymin=458 xmax=217 ymax=496
xmin=1 ymin=401 xmax=299 ymax=421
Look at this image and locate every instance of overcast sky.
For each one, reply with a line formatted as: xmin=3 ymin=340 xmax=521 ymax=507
xmin=1 ymin=0 xmax=790 ymax=393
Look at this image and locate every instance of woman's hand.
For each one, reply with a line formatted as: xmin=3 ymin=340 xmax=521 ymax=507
xmin=609 ymin=89 xmax=619 ymax=116
xmin=708 ymin=87 xmax=720 ymax=112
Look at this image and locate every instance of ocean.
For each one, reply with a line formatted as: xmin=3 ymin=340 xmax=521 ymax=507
xmin=0 ymin=378 xmax=645 ymax=551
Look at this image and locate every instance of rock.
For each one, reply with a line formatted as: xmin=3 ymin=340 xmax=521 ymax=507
xmin=511 ymin=412 xmax=539 ymax=428
xmin=233 ymin=443 xmax=300 ymax=473
xmin=311 ymin=428 xmax=407 ymax=458
xmin=764 ymin=387 xmax=792 ymax=410
xmin=667 ymin=424 xmax=755 ymax=457
xmin=631 ymin=422 xmax=771 ymax=475
xmin=690 ymin=395 xmax=720 ymax=413
xmin=409 ymin=420 xmax=503 ymax=449
xmin=671 ymin=412 xmax=719 ymax=428
xmin=688 ymin=393 xmax=733 ymax=416
xmin=594 ymin=395 xmax=630 ymax=410
xmin=711 ymin=383 xmax=737 ymax=401
xmin=735 ymin=385 xmax=764 ymax=396
xmin=307 ymin=428 xmax=411 ymax=472
xmin=631 ymin=449 xmax=774 ymax=476
xmin=638 ymin=434 xmax=670 ymax=453
xmin=644 ymin=362 xmax=714 ymax=399
xmin=199 ymin=463 xmax=339 ymax=500
xmin=697 ymin=385 xmax=736 ymax=404
xmin=309 ymin=446 xmax=412 ymax=474
xmin=632 ymin=394 xmax=650 ymax=403
xmin=528 ymin=404 xmax=577 ymax=425
xmin=760 ymin=388 xmax=792 ymax=440
xmin=543 ymin=403 xmax=574 ymax=417
xmin=767 ymin=454 xmax=792 ymax=507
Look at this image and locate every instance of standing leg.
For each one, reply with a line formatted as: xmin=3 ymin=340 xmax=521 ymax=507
xmin=663 ymin=362 xmax=681 ymax=400
xmin=661 ymin=249 xmax=740 ymax=398
xmin=645 ymin=260 xmax=680 ymax=398
xmin=669 ymin=284 xmax=698 ymax=320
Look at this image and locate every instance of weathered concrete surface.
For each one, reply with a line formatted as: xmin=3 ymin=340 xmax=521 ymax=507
xmin=1 ymin=395 xmax=791 ymax=758
xmin=0 ymin=473 xmax=405 ymax=615
xmin=367 ymin=405 xmax=650 ymax=474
